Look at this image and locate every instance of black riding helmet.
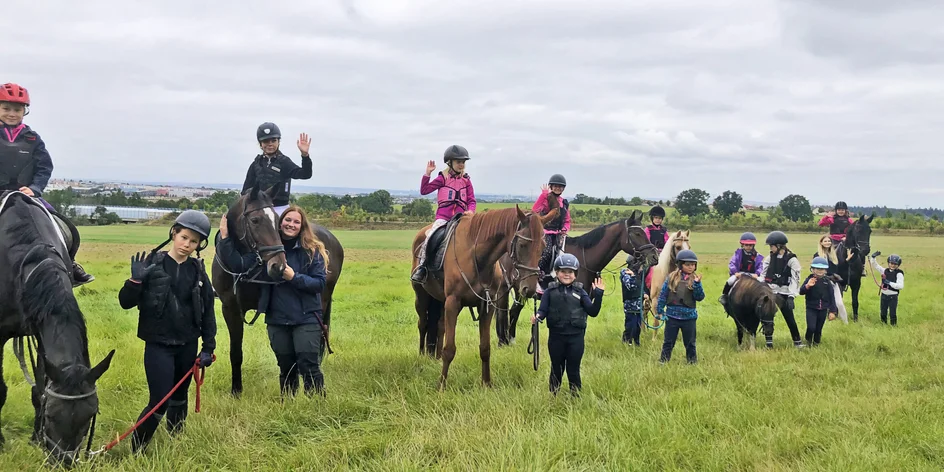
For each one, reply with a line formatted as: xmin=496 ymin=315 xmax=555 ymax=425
xmin=649 ymin=205 xmax=666 ymax=219
xmin=765 ymin=231 xmax=788 ymax=246
xmin=173 ymin=210 xmax=211 ymax=241
xmin=443 ymin=145 xmax=470 ymax=163
xmin=835 ymin=201 xmax=848 ymax=211
xmin=548 ymin=174 xmax=567 ymax=187
xmin=257 ymin=122 xmax=282 ymax=142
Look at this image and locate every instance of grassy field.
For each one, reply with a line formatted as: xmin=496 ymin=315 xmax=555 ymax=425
xmin=2 ymin=226 xmax=943 ymax=470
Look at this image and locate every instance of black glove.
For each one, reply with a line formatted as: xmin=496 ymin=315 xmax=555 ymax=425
xmin=130 ymin=251 xmax=151 ymax=281
xmin=871 ymin=250 xmax=881 ymax=258
xmin=198 ymin=351 xmax=214 ymax=368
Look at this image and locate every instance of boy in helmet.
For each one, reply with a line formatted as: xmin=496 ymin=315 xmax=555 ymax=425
xmin=532 ymin=174 xmax=571 ymax=291
xmin=118 ymin=210 xmax=217 ymax=452
xmin=656 ymin=249 xmax=704 ymax=364
xmin=241 ymin=122 xmax=313 ymax=216
xmin=531 ymin=253 xmax=605 ymax=395
xmin=620 ymin=254 xmax=645 ymax=346
xmin=799 ymin=257 xmax=839 ymax=346
xmin=760 ymin=231 xmax=805 ymax=349
xmin=718 ymin=232 xmax=764 ymax=307
xmin=411 ymin=145 xmax=476 ymax=283
xmin=869 ymin=251 xmax=904 ymax=326
xmin=645 ymin=205 xmax=670 ymax=251
xmin=0 ymin=82 xmax=94 ymax=285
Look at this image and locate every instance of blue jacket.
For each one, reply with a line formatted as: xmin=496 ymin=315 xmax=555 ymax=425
xmin=216 ymin=236 xmax=326 ymax=325
xmin=656 ymin=276 xmax=705 ymax=320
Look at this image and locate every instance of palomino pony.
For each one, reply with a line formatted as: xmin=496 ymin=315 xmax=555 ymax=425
xmin=724 ymin=276 xmax=779 ymax=351
xmin=494 ymin=211 xmax=660 ymax=346
xmin=836 ymin=214 xmax=873 ymax=322
xmin=412 ymin=205 xmax=557 ymax=389
xmin=646 ymin=230 xmax=692 ymax=329
xmin=0 ymin=194 xmax=114 ymax=466
xmin=212 ymin=187 xmax=345 ymax=396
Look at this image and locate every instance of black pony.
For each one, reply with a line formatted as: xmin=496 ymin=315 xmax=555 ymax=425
xmin=836 ymin=214 xmax=873 ymax=322
xmin=724 ymin=276 xmax=779 ymax=351
xmin=0 ymin=194 xmax=114 ymax=466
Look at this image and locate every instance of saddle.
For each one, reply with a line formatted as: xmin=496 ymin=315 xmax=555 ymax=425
xmin=423 ymin=214 xmax=463 ymax=277
xmin=0 ymin=191 xmax=77 ymax=257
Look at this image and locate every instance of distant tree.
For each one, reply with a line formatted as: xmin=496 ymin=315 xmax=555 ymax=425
xmin=44 ymin=188 xmax=77 ymax=214
xmin=92 ymin=205 xmax=121 ymax=225
xmin=402 ymin=198 xmax=434 ymax=218
xmin=629 ymin=196 xmax=643 ymax=206
xmin=674 ymin=189 xmax=710 ymax=217
xmin=712 ymin=190 xmax=743 ymax=219
xmin=360 ymin=190 xmax=394 ymax=215
xmin=778 ymin=194 xmax=813 ymax=222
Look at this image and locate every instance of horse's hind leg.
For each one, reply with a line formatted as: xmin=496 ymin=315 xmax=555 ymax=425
xmin=850 ymin=278 xmax=861 ymax=322
xmin=414 ymin=288 xmax=431 ymax=356
xmin=495 ymin=293 xmax=510 ymax=346
xmin=425 ymin=299 xmax=443 ymax=356
xmin=479 ymin=305 xmax=494 ymax=387
xmin=508 ymin=298 xmax=525 ymax=344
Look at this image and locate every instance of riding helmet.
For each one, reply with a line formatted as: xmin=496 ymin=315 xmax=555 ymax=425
xmin=649 ymin=205 xmax=666 ymax=218
xmin=257 ymin=122 xmax=282 ymax=142
xmin=739 ymin=232 xmax=757 ymax=244
xmin=835 ymin=201 xmax=848 ymax=210
xmin=887 ymin=254 xmax=902 ymax=265
xmin=553 ymin=253 xmax=580 ymax=272
xmin=676 ymin=249 xmax=698 ymax=263
xmin=0 ymin=83 xmax=30 ymax=105
xmin=811 ymin=257 xmax=830 ymax=269
xmin=765 ymin=231 xmax=788 ymax=246
xmin=443 ymin=145 xmax=470 ymax=163
xmin=173 ymin=210 xmax=212 ymax=240
xmin=548 ymin=174 xmax=567 ymax=187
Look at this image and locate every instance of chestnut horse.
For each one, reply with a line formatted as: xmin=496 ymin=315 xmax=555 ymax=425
xmin=412 ymin=203 xmax=558 ymax=389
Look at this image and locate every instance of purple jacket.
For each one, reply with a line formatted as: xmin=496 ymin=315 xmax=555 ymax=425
xmin=729 ymin=249 xmax=764 ymax=277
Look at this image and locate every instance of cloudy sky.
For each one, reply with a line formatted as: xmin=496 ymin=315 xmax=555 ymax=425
xmin=8 ymin=0 xmax=944 ymax=207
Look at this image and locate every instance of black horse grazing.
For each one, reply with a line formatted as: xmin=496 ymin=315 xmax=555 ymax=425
xmin=212 ymin=187 xmax=344 ymax=396
xmin=495 ymin=212 xmax=659 ymax=346
xmin=836 ymin=214 xmax=873 ymax=322
xmin=725 ymin=276 xmax=778 ymax=351
xmin=0 ymin=194 xmax=114 ymax=466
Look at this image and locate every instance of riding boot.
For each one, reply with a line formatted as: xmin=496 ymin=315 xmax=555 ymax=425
xmin=297 ymin=352 xmax=326 ymax=397
xmin=853 ymin=313 xmax=859 ymax=323
xmin=165 ymin=400 xmax=188 ymax=436
xmin=131 ymin=412 xmax=163 ymax=453
xmin=411 ymin=266 xmax=428 ymax=283
xmin=794 ymin=340 xmax=806 ymax=349
xmin=276 ymin=354 xmax=300 ymax=397
xmin=72 ymin=261 xmax=95 ymax=285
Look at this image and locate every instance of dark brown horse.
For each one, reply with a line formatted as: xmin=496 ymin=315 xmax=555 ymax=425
xmin=725 ymin=276 xmax=778 ymax=351
xmin=412 ymin=203 xmax=558 ymax=389
xmin=212 ymin=187 xmax=344 ymax=396
xmin=836 ymin=214 xmax=873 ymax=322
xmin=495 ymin=211 xmax=660 ymax=345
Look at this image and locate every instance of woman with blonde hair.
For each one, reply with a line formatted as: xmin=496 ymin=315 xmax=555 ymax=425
xmin=814 ymin=235 xmax=850 ymax=323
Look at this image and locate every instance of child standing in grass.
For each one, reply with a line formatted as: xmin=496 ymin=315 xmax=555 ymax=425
xmin=870 ymin=251 xmax=904 ymax=326
xmin=620 ymin=254 xmax=645 ymax=346
xmin=799 ymin=257 xmax=838 ymax=346
xmin=657 ymin=250 xmax=704 ymax=364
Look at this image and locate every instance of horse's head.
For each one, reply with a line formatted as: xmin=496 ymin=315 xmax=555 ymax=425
xmin=510 ymin=205 xmax=559 ymax=298
xmin=754 ymin=290 xmax=778 ymax=322
xmin=620 ymin=210 xmax=659 ymax=267
xmin=846 ymin=214 xmax=874 ymax=257
xmin=41 ymin=350 xmax=115 ymax=467
xmin=659 ymin=230 xmax=691 ymax=271
xmin=231 ymin=186 xmax=289 ymax=279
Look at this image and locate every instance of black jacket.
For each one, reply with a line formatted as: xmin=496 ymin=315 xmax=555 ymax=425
xmin=241 ymin=151 xmax=312 ymax=206
xmin=536 ymin=282 xmax=603 ymax=336
xmin=118 ymin=252 xmax=216 ymax=352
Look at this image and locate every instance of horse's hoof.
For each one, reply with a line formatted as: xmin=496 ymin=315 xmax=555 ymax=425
xmin=230 ymin=388 xmax=243 ymax=398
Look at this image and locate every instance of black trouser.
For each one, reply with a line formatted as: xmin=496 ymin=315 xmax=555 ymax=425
xmin=660 ymin=317 xmax=697 ymax=363
xmin=881 ymin=294 xmax=899 ymax=325
xmin=267 ymin=323 xmax=324 ymax=396
xmin=132 ymin=341 xmax=198 ymax=451
xmin=805 ymin=307 xmax=828 ymax=345
xmin=547 ymin=331 xmax=585 ymax=394
xmin=538 ymin=233 xmax=562 ymax=276
xmin=767 ymin=294 xmax=802 ymax=345
xmin=623 ymin=312 xmax=642 ymax=345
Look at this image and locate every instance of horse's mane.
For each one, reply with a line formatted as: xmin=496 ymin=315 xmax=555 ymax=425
xmin=6 ymin=199 xmax=90 ymax=365
xmin=467 ymin=208 xmax=523 ymax=243
xmin=570 ymin=221 xmax=620 ymax=249
xmin=730 ymin=276 xmax=777 ymax=315
xmin=657 ymin=231 xmax=686 ymax=270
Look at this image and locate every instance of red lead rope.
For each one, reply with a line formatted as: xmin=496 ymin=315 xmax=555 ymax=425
xmin=101 ymin=354 xmax=214 ymax=452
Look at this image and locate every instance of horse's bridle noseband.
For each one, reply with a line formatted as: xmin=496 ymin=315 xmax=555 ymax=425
xmin=41 ymin=385 xmax=98 ymax=464
xmin=239 ymin=205 xmax=287 ymax=262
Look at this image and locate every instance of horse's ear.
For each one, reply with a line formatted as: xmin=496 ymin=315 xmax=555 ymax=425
xmin=629 ymin=210 xmax=640 ymax=224
xmin=539 ymin=206 xmax=560 ymax=226
xmin=516 ymin=205 xmax=527 ymax=223
xmin=866 ymin=214 xmax=874 ymax=223
xmin=88 ymin=349 xmax=116 ymax=383
xmin=263 ymin=185 xmax=278 ymax=200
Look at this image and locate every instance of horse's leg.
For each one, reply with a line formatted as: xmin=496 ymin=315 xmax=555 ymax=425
xmin=851 ymin=277 xmax=861 ymax=322
xmin=426 ymin=298 xmax=442 ymax=356
xmin=223 ymin=302 xmax=245 ymax=397
xmin=439 ymin=296 xmax=461 ymax=391
xmin=508 ymin=299 xmax=524 ymax=344
xmin=414 ymin=289 xmax=431 ymax=356
xmin=479 ymin=305 xmax=494 ymax=387
xmin=30 ymin=378 xmax=42 ymax=444
xmin=0 ymin=345 xmax=6 ymax=446
xmin=736 ymin=321 xmax=744 ymax=350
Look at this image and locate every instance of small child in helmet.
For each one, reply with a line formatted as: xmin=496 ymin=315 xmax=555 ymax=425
xmin=620 ymin=254 xmax=645 ymax=346
xmin=656 ymin=250 xmax=704 ymax=364
xmin=411 ymin=145 xmax=476 ymax=283
xmin=0 ymin=83 xmax=94 ymax=285
xmin=117 ymin=210 xmax=216 ymax=453
xmin=761 ymin=231 xmax=805 ymax=348
xmin=531 ymin=253 xmax=605 ymax=395
xmin=799 ymin=257 xmax=839 ymax=346
xmin=241 ymin=122 xmax=313 ymax=216
xmin=645 ymin=205 xmax=670 ymax=252
xmin=533 ymin=174 xmax=572 ymax=291
xmin=718 ymin=232 xmax=764 ymax=307
xmin=869 ymin=251 xmax=904 ymax=326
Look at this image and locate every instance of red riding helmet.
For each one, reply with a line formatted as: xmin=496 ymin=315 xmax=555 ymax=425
xmin=0 ymin=83 xmax=30 ymax=105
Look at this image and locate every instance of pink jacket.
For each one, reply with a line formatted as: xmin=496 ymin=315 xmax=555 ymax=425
xmin=531 ymin=189 xmax=571 ymax=234
xmin=420 ymin=171 xmax=476 ymax=221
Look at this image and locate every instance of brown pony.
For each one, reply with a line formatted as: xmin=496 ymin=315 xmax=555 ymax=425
xmin=412 ymin=201 xmax=558 ymax=389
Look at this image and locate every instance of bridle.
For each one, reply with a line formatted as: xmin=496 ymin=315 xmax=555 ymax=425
xmin=216 ymin=203 xmax=286 ymax=284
